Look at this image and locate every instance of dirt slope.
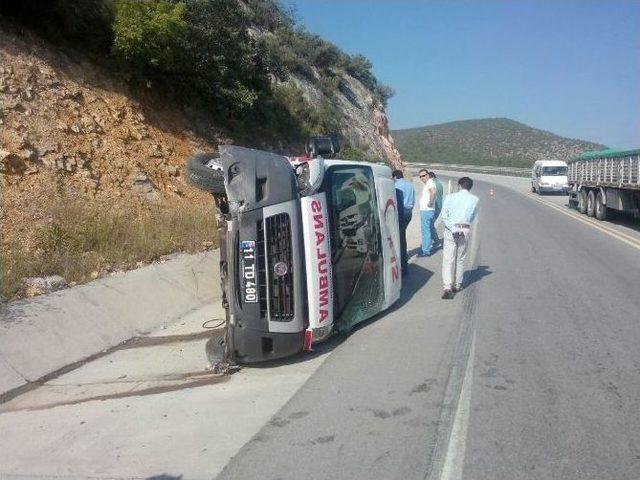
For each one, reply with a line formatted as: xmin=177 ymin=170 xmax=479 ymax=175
xmin=0 ymin=27 xmax=217 ymax=251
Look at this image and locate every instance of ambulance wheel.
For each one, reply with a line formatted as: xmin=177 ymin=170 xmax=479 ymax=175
xmin=187 ymin=152 xmax=225 ymax=194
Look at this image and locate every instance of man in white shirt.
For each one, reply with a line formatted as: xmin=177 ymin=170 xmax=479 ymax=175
xmin=418 ymin=169 xmax=437 ymax=256
xmin=440 ymin=176 xmax=479 ymax=299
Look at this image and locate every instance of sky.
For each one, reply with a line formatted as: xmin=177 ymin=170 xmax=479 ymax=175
xmin=286 ymin=0 xmax=640 ymax=148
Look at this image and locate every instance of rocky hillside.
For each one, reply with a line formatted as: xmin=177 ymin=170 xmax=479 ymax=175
xmin=0 ymin=27 xmax=220 ymax=299
xmin=0 ymin=1 xmax=403 ymax=299
xmin=283 ymin=68 xmax=402 ymax=167
xmin=393 ymin=118 xmax=605 ymax=168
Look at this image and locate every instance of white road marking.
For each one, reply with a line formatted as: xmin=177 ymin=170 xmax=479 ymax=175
xmin=525 ymin=194 xmax=640 ymax=251
xmin=440 ymin=333 xmax=475 ymax=480
xmin=425 ymin=219 xmax=480 ymax=480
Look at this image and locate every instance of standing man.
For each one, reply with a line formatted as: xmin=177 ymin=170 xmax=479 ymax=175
xmin=429 ymin=171 xmax=444 ymax=248
xmin=418 ymin=169 xmax=437 ymax=256
xmin=440 ymin=177 xmax=479 ymax=299
xmin=392 ymin=170 xmax=415 ymax=276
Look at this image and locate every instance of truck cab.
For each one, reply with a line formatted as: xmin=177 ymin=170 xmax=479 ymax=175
xmin=187 ymin=138 xmax=402 ymax=363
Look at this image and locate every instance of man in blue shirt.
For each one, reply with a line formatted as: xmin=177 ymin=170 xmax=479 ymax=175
xmin=393 ymin=170 xmax=415 ymax=276
xmin=440 ymin=176 xmax=479 ymax=299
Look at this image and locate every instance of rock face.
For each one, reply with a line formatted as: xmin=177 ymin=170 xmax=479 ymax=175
xmin=289 ymin=71 xmax=404 ymax=170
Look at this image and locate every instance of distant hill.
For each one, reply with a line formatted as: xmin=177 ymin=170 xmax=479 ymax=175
xmin=392 ymin=118 xmax=606 ymax=168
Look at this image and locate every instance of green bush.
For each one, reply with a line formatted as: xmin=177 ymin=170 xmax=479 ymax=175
xmin=342 ymin=54 xmax=377 ymax=90
xmin=113 ymin=0 xmax=186 ymax=76
xmin=243 ymin=0 xmax=294 ymax=30
xmin=374 ymin=84 xmax=395 ymax=107
xmin=270 ymin=84 xmax=342 ymax=138
xmin=113 ymin=0 xmax=267 ymax=119
xmin=259 ymin=27 xmax=314 ymax=80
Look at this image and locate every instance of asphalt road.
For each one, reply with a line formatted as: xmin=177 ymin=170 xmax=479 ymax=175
xmin=1 ymin=174 xmax=639 ymax=479
xmin=218 ymin=176 xmax=640 ymax=480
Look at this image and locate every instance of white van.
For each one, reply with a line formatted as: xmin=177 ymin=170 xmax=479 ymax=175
xmin=531 ymin=160 xmax=569 ymax=194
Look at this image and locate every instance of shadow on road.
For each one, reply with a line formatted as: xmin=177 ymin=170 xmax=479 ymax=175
xmin=600 ymin=211 xmax=640 ymax=233
xmin=389 ymin=263 xmax=434 ymax=312
xmin=463 ymin=264 xmax=492 ymax=289
xmin=246 ymin=264 xmax=435 ymax=369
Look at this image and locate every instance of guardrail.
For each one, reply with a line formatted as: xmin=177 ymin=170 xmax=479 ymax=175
xmin=407 ymin=163 xmax=531 ymax=178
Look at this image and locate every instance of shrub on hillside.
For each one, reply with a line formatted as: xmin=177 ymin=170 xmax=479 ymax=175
xmin=243 ymin=0 xmax=294 ymax=31
xmin=342 ymin=54 xmax=377 ymax=90
xmin=374 ymin=84 xmax=395 ymax=107
xmin=113 ymin=0 xmax=186 ymax=77
xmin=113 ymin=0 xmax=267 ymax=119
xmin=271 ymin=84 xmax=343 ymax=137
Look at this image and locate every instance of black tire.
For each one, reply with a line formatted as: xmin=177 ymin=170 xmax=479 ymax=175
xmin=531 ymin=183 xmax=536 ymax=193
xmin=186 ymin=152 xmax=225 ymax=194
xmin=578 ymin=190 xmax=588 ymax=214
xmin=586 ymin=190 xmax=596 ymax=217
xmin=595 ymin=190 xmax=607 ymax=221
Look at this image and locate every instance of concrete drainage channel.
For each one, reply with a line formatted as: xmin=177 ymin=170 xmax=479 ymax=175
xmin=0 ymin=250 xmax=222 ymax=401
xmin=0 ymin=248 xmax=333 ymax=479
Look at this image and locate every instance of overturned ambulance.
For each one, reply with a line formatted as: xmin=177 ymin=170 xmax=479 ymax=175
xmin=187 ymin=137 xmax=402 ymax=363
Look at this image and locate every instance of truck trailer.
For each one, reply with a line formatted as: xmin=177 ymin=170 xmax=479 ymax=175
xmin=567 ymin=148 xmax=640 ymax=221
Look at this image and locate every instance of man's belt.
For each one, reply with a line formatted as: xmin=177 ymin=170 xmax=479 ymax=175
xmin=454 ymin=223 xmax=470 ymax=228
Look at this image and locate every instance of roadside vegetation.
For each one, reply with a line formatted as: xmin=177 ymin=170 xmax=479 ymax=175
xmin=1 ymin=199 xmax=216 ymax=300
xmin=0 ymin=0 xmax=394 ymax=300
xmin=0 ymin=0 xmax=392 ymax=145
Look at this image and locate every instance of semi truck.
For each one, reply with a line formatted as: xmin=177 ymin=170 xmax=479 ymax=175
xmin=187 ymin=137 xmax=402 ymax=363
xmin=567 ymin=148 xmax=640 ymax=221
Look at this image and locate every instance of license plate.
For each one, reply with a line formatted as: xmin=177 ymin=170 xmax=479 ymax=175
xmin=240 ymin=240 xmax=258 ymax=303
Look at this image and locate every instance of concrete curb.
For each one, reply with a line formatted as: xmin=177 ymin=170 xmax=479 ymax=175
xmin=0 ymin=250 xmax=220 ymax=398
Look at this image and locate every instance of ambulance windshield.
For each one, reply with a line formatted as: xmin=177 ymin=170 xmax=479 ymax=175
xmin=324 ymin=165 xmax=384 ymax=331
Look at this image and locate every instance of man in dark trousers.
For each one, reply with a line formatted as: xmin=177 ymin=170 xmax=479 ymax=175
xmin=393 ymin=170 xmax=415 ymax=276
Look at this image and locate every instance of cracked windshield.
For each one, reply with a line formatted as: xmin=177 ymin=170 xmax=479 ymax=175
xmin=0 ymin=1 xmax=638 ymax=479
xmin=327 ymin=166 xmax=383 ymax=331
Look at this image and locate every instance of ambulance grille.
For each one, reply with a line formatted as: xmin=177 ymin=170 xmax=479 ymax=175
xmin=265 ymin=213 xmax=294 ymax=321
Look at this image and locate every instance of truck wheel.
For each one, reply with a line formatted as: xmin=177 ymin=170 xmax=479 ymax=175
xmin=186 ymin=152 xmax=225 ymax=194
xmin=578 ymin=190 xmax=588 ymax=214
xmin=595 ymin=191 xmax=607 ymax=221
xmin=531 ymin=184 xmax=536 ymax=193
xmin=586 ymin=190 xmax=596 ymax=217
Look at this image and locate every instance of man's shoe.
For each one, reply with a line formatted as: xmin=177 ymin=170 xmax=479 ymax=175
xmin=442 ymin=289 xmax=454 ymax=300
xmin=452 ymin=284 xmax=463 ymax=293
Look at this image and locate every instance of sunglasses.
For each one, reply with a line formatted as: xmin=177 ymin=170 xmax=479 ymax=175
xmin=419 ymin=174 xmax=427 ymax=178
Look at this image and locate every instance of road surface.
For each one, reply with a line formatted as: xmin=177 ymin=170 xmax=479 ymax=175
xmin=1 ymin=173 xmax=639 ymax=479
